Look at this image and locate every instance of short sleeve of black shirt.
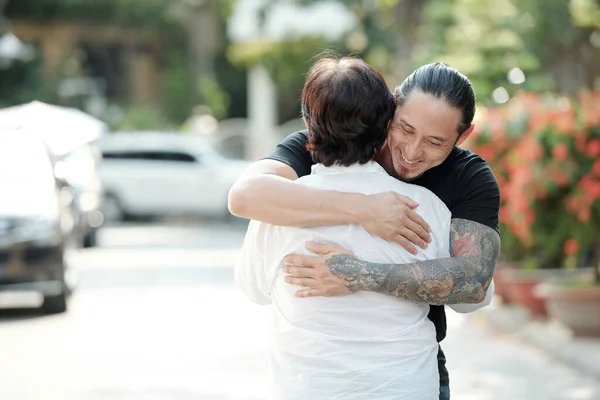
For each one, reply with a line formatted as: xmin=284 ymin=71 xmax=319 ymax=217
xmin=264 ymin=130 xmax=313 ymax=178
xmin=412 ymin=147 xmax=500 ymax=233
xmin=448 ymin=154 xmax=500 ymax=233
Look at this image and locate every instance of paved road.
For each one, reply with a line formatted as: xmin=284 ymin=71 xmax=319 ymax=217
xmin=1 ymin=221 xmax=599 ymax=399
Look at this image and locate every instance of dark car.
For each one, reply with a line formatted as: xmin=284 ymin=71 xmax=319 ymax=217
xmin=0 ymin=130 xmax=77 ymax=313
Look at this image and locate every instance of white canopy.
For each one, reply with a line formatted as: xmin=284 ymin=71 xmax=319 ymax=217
xmin=0 ymin=101 xmax=107 ymax=157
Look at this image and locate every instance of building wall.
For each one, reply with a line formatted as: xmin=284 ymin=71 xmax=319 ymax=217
xmin=12 ymin=20 xmax=161 ymax=105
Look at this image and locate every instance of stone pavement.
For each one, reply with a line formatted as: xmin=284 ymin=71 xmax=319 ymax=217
xmin=476 ymin=299 xmax=600 ymax=382
xmin=3 ymin=221 xmax=597 ymax=400
xmin=444 ymin=306 xmax=600 ymax=399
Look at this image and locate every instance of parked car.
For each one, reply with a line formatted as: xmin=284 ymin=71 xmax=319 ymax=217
xmin=95 ymin=132 xmax=251 ymax=221
xmin=0 ymin=101 xmax=107 ymax=247
xmin=54 ymin=143 xmax=104 ymax=247
xmin=0 ymin=130 xmax=78 ymax=314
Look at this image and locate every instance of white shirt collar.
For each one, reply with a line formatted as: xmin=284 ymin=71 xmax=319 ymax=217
xmin=311 ymin=160 xmax=388 ymax=175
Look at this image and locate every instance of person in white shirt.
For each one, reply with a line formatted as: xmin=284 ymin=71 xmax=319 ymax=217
xmin=235 ymin=56 xmax=493 ymax=400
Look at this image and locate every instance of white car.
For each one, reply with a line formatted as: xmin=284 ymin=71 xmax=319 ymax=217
xmin=95 ymin=133 xmax=251 ymax=221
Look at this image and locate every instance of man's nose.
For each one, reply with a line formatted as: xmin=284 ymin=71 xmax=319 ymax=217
xmin=404 ymin=141 xmax=423 ymax=160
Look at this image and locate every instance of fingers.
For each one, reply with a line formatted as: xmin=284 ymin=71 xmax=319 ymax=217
xmin=396 ymin=193 xmax=419 ymax=209
xmin=284 ymin=275 xmax=316 ymax=288
xmin=295 ymin=288 xmax=325 ymax=298
xmin=305 ymin=241 xmax=348 ymax=255
xmin=392 ymin=234 xmax=418 ymax=255
xmin=406 ymin=208 xmax=431 ymax=237
xmin=283 ymin=253 xmax=323 ymax=267
xmin=284 ymin=265 xmax=317 ymax=279
xmin=402 ymin=219 xmax=431 ymax=248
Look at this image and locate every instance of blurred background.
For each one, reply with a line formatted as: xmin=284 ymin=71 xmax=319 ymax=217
xmin=0 ymin=0 xmax=599 ymax=399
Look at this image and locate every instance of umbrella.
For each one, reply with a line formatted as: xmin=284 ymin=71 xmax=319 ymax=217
xmin=0 ymin=101 xmax=107 ymax=156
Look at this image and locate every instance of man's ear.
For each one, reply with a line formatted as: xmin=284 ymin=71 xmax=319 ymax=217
xmin=456 ymin=124 xmax=474 ymax=146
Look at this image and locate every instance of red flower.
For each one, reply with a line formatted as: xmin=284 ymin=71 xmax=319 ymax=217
xmin=552 ymin=143 xmax=569 ymax=161
xmin=554 ymin=170 xmax=569 ymax=187
xmin=588 ymin=139 xmax=600 ymax=158
xmin=592 ymin=160 xmax=600 ymax=177
xmin=477 ymin=145 xmax=496 ymax=162
xmin=577 ymin=208 xmax=591 ymax=223
xmin=583 ymin=180 xmax=600 ymax=202
xmin=564 ymin=239 xmax=579 ymax=256
xmin=576 ymin=135 xmax=587 ymax=153
xmin=499 ymin=207 xmax=510 ymax=223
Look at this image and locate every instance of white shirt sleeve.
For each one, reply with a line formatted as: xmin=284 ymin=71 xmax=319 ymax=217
xmin=448 ymin=279 xmax=495 ymax=314
xmin=234 ymin=221 xmax=271 ymax=305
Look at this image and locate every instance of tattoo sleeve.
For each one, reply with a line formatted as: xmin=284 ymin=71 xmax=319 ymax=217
xmin=325 ymin=218 xmax=500 ymax=305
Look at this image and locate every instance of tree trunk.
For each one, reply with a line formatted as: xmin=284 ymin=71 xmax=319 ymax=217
xmin=393 ymin=0 xmax=428 ymax=83
xmin=545 ymin=47 xmax=599 ymax=95
xmin=187 ymin=0 xmax=221 ymax=104
xmin=0 ymin=0 xmax=11 ymax=35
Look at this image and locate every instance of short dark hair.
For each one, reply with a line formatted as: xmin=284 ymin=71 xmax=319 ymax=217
xmin=394 ymin=62 xmax=476 ymax=135
xmin=301 ymin=56 xmax=395 ymax=167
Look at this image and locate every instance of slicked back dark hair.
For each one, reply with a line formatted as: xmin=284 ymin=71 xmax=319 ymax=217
xmin=394 ymin=62 xmax=476 ymax=135
xmin=301 ymin=56 xmax=395 ymax=166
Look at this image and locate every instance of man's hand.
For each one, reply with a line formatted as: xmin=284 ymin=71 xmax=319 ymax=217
xmin=283 ymin=242 xmax=359 ymax=297
xmin=357 ymin=192 xmax=431 ymax=254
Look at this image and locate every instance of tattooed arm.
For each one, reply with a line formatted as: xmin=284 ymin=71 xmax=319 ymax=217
xmin=325 ymin=218 xmax=500 ymax=305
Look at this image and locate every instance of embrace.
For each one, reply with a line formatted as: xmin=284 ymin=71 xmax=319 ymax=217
xmin=231 ymin=56 xmax=500 ymax=400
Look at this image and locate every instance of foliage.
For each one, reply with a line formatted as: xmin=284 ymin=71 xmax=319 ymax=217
xmin=159 ymin=51 xmax=196 ymax=125
xmin=467 ymin=90 xmax=600 ymax=278
xmin=196 ymin=75 xmax=230 ymax=120
xmin=6 ymin=0 xmax=600 ymax=126
xmin=518 ymin=0 xmax=600 ymax=94
xmin=110 ymin=103 xmax=172 ymax=131
xmin=0 ymin=57 xmax=59 ymax=108
xmin=228 ymin=36 xmax=342 ymax=122
xmin=570 ymin=0 xmax=600 ymax=29
xmin=6 ymin=0 xmax=176 ymax=30
xmin=417 ymin=0 xmax=548 ymax=104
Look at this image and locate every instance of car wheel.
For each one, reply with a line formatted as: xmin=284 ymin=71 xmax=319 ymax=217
xmin=83 ymin=227 xmax=98 ymax=248
xmin=42 ymin=292 xmax=67 ymax=314
xmin=102 ymin=194 xmax=125 ymax=222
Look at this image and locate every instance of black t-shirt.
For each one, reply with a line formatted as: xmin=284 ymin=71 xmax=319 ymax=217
xmin=266 ymin=130 xmax=501 ymax=386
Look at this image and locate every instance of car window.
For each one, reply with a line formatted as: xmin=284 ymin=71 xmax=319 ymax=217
xmin=102 ymin=151 xmax=198 ymax=163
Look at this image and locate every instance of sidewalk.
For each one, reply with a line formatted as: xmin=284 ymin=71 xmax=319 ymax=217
xmin=476 ymin=298 xmax=600 ymax=382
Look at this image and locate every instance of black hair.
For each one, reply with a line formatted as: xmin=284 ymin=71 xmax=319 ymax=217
xmin=394 ymin=62 xmax=476 ymax=135
xmin=302 ymin=56 xmax=395 ymax=166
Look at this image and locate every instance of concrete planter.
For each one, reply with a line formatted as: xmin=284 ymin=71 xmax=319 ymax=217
xmin=536 ymin=282 xmax=600 ymax=337
xmin=500 ymin=268 xmax=548 ymax=318
xmin=494 ymin=262 xmax=517 ymax=304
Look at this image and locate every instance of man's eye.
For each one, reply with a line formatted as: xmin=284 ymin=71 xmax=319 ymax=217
xmin=402 ymin=127 xmax=413 ymax=135
xmin=429 ymin=140 xmax=442 ymax=146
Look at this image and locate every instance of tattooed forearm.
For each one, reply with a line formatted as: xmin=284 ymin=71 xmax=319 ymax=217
xmin=326 ymin=218 xmax=500 ymax=304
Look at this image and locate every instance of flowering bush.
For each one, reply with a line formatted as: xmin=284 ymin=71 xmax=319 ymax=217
xmin=467 ymin=91 xmax=600 ymax=273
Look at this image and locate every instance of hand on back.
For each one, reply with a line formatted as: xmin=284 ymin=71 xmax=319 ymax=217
xmin=358 ymin=191 xmax=431 ymax=254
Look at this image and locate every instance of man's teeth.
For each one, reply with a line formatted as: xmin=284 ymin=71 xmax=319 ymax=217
xmin=402 ymin=153 xmax=417 ymax=164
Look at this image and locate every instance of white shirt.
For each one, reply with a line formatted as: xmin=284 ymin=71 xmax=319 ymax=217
xmin=235 ymin=161 xmax=494 ymax=400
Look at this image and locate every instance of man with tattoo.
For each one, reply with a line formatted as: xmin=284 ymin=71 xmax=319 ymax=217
xmin=229 ymin=62 xmax=501 ymax=400
xmin=236 ymin=56 xmax=491 ymax=399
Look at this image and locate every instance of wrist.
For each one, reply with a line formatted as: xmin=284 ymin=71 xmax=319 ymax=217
xmin=345 ymin=193 xmax=368 ymax=226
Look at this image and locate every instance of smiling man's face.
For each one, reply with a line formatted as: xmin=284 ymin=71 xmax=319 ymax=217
xmin=385 ymin=90 xmax=473 ymax=181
